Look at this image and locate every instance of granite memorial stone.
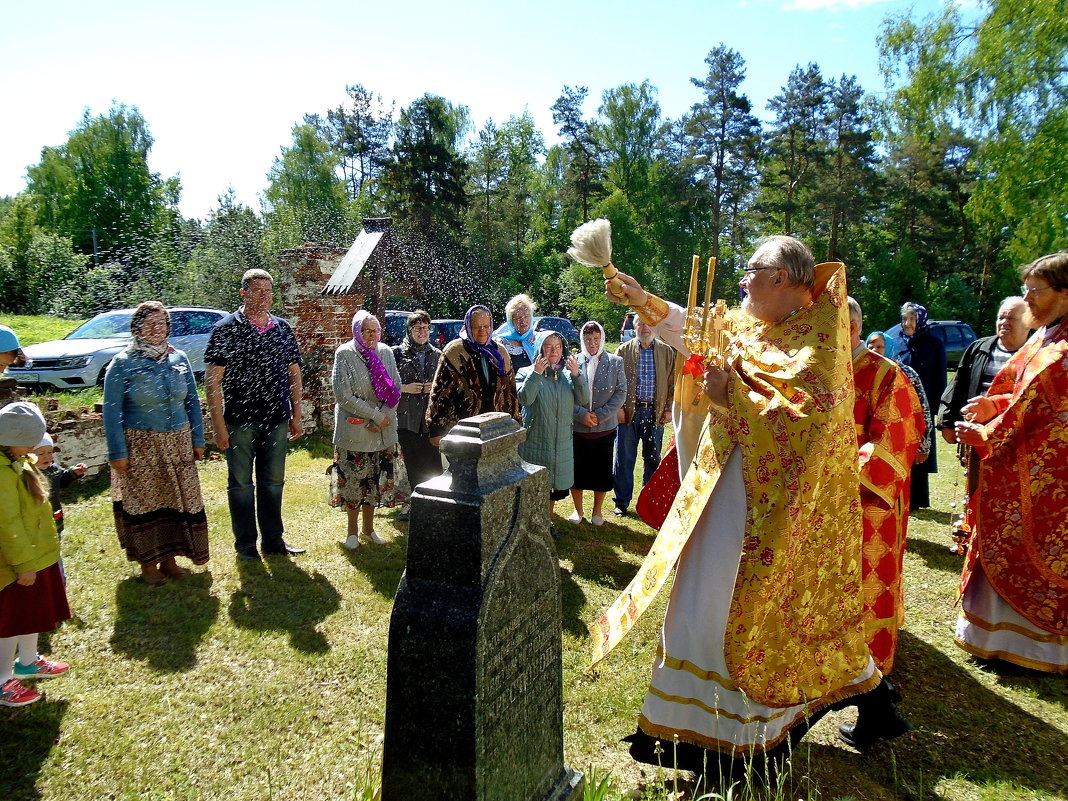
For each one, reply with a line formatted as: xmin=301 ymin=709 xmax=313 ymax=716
xmin=382 ymin=412 xmax=583 ymax=801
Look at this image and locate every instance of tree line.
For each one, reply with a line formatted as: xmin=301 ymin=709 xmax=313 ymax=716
xmin=1 ymin=0 xmax=1064 ymax=337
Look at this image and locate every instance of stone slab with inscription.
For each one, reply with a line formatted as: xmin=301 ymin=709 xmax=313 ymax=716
xmin=382 ymin=412 xmax=583 ymax=801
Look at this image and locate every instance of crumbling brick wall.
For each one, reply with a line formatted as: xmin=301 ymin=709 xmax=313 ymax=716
xmin=275 ymin=243 xmax=362 ymax=430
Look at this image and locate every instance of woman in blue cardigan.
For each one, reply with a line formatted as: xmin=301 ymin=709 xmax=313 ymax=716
xmin=103 ymin=302 xmax=208 ymax=585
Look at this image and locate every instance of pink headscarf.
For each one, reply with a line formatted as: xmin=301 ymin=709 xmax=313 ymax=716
xmin=351 ymin=311 xmax=400 ymax=408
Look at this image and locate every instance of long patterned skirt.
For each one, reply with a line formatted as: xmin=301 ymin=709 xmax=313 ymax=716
xmin=328 ymin=445 xmax=409 ymax=510
xmin=111 ymin=427 xmax=209 ymax=566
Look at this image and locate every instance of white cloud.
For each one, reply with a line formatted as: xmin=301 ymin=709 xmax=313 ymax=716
xmin=782 ymin=0 xmax=894 ymax=10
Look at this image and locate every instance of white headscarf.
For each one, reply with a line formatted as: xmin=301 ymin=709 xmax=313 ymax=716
xmin=580 ymin=320 xmax=607 ymax=410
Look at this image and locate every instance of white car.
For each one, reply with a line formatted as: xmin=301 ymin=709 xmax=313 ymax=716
xmin=5 ymin=306 xmax=228 ymax=389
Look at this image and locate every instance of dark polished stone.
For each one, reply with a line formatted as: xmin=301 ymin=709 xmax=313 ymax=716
xmin=383 ymin=413 xmax=584 ymax=801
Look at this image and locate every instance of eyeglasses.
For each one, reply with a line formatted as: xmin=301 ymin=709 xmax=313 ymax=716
xmin=1021 ymin=284 xmax=1057 ymax=298
xmin=410 ymin=324 xmax=430 ymax=331
xmin=742 ymin=265 xmax=771 ymax=273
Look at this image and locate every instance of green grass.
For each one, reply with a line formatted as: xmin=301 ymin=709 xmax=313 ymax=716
xmin=3 ymin=405 xmax=1067 ymax=798
xmin=0 ymin=314 xmax=85 ymax=348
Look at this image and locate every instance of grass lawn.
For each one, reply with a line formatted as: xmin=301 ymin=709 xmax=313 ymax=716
xmin=2 ymin=431 xmax=1067 ymax=800
xmin=1 ymin=315 xmax=85 ymax=349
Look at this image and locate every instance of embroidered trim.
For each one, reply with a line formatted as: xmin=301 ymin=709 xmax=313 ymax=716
xmin=630 ymin=293 xmax=670 ymax=327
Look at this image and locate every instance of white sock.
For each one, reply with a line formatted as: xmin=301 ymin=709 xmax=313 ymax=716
xmin=16 ymin=633 xmax=38 ymax=667
xmin=0 ymin=637 xmax=17 ymax=683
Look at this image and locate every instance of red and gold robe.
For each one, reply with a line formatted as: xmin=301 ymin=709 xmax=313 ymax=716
xmin=958 ymin=321 xmax=1068 ymax=641
xmin=853 ymin=347 xmax=924 ymax=673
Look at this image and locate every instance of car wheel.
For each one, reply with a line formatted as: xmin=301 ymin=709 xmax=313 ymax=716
xmin=97 ymin=367 xmax=109 ymax=386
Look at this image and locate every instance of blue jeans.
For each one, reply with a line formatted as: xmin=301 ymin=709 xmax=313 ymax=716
xmin=613 ymin=407 xmax=664 ymax=510
xmin=226 ymin=420 xmax=289 ymax=554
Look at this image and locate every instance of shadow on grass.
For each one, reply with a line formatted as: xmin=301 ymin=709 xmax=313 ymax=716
xmin=559 ymin=566 xmax=591 ymax=637
xmin=553 ymin=516 xmax=657 ymax=637
xmin=906 ymin=532 xmax=967 ymax=574
xmin=110 ymin=571 xmax=219 ymax=672
xmin=228 ymin=555 xmax=340 ymax=653
xmin=799 ymin=630 xmax=1068 ymax=799
xmin=339 ymin=534 xmax=407 ymax=601
xmin=554 ymin=516 xmax=653 ymax=591
xmin=977 ymin=658 xmax=1068 ymax=715
xmin=0 ymin=698 xmax=68 ymax=800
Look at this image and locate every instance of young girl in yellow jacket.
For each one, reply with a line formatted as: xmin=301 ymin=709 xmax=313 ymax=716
xmin=0 ymin=402 xmax=71 ymax=708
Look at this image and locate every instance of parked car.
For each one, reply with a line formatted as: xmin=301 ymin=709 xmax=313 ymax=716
xmin=883 ymin=320 xmax=977 ymax=370
xmin=430 ymin=319 xmax=463 ymax=348
xmin=382 ymin=309 xmax=412 ymax=346
xmin=492 ymin=315 xmax=581 ymax=353
xmin=4 ymin=306 xmax=228 ymax=389
xmin=620 ymin=311 xmax=637 ymax=343
xmin=533 ymin=316 xmax=581 ymax=352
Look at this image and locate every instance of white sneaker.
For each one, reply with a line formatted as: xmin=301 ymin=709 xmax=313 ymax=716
xmin=365 ymin=530 xmax=387 ymax=545
xmin=343 ymin=534 xmax=361 ymax=550
xmin=591 ymin=514 xmax=604 ymax=526
xmin=567 ymin=511 xmax=585 ymax=524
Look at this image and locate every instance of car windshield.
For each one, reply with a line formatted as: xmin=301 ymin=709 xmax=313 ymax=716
xmin=66 ymin=312 xmax=133 ymax=339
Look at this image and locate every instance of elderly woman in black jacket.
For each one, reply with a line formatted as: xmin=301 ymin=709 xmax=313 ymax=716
xmin=392 ymin=310 xmax=442 ymax=518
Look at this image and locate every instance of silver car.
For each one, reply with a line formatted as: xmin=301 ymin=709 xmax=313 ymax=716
xmin=5 ymin=306 xmax=228 ymax=389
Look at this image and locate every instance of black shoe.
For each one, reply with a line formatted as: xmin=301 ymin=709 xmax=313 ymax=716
xmin=838 ymin=679 xmax=913 ymax=749
xmin=613 ymin=506 xmax=627 ymax=517
xmin=622 ymin=729 xmax=726 ymax=776
xmin=262 ymin=542 xmax=305 ymax=555
xmin=236 ymin=549 xmax=261 ymax=561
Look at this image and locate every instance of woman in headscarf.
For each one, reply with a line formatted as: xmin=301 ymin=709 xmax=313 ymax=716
xmin=867 ymin=331 xmax=932 ymax=469
xmin=392 ymin=310 xmax=442 ymax=516
xmin=516 ymin=331 xmax=586 ymax=538
xmin=570 ymin=320 xmax=627 ymax=526
xmin=103 ymin=301 xmax=208 ymax=584
xmin=426 ymin=304 xmax=521 ymax=445
xmin=329 ymin=310 xmax=407 ymax=549
xmin=888 ymin=304 xmax=945 ymax=508
xmin=496 ymin=294 xmax=538 ymax=372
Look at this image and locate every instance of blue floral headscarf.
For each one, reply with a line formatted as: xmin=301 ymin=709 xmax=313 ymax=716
xmin=461 ymin=305 xmax=507 ymax=376
xmin=901 ymin=303 xmax=930 ymax=338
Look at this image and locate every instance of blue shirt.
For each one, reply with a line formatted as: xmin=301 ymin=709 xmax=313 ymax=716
xmin=103 ymin=348 xmax=205 ymax=460
xmin=636 ymin=343 xmax=656 ymax=402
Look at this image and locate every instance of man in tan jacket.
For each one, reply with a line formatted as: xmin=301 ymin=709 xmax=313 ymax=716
xmin=612 ymin=319 xmax=675 ymax=516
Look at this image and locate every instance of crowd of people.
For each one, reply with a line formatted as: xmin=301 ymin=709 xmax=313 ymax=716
xmin=1 ymin=244 xmax=1065 ymax=785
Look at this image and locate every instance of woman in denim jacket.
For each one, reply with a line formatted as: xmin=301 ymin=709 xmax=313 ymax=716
xmin=103 ymin=302 xmax=208 ymax=585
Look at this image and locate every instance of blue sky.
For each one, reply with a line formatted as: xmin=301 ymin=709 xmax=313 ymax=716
xmin=1 ymin=0 xmax=962 ymax=220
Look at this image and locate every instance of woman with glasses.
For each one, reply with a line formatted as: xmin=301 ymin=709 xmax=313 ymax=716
xmin=890 ymin=302 xmax=946 ymax=509
xmin=392 ymin=310 xmax=442 ymax=515
xmin=953 ymin=252 xmax=1068 ymax=673
xmin=329 ymin=311 xmax=407 ymax=549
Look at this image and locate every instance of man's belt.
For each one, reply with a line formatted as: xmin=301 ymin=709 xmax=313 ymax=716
xmin=635 ymin=401 xmax=655 ymax=408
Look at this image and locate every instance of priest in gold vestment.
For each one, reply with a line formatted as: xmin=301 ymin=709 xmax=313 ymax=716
xmin=592 ymin=237 xmax=912 ymax=770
